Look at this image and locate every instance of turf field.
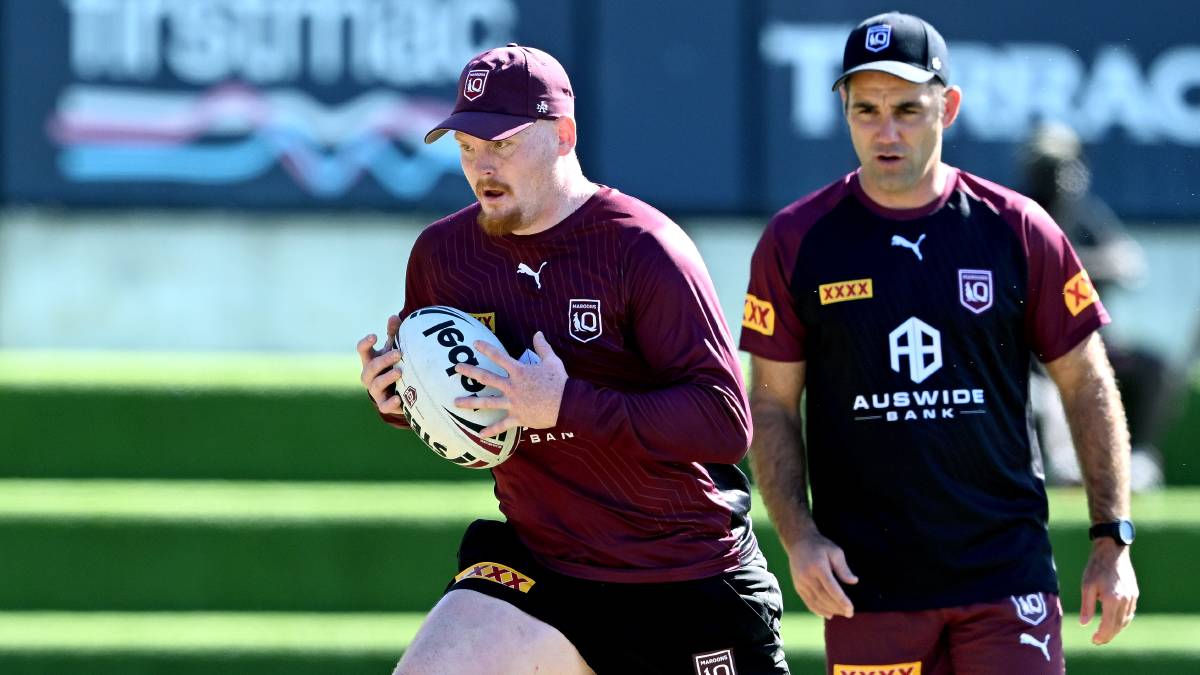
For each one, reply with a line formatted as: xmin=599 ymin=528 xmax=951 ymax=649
xmin=0 ymin=351 xmax=1197 ymax=673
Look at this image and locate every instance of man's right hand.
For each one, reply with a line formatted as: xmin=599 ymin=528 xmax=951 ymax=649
xmin=357 ymin=314 xmax=404 ymax=414
xmin=786 ymin=529 xmax=859 ymax=620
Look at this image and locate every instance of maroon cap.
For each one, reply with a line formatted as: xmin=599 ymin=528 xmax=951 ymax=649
xmin=423 ymin=44 xmax=575 ymax=144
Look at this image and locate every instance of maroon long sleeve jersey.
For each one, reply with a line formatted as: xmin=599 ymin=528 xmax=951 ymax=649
xmin=385 ymin=186 xmax=758 ymax=583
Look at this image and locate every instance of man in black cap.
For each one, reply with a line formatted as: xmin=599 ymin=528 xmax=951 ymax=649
xmin=359 ymin=44 xmax=789 ymax=674
xmin=741 ymin=12 xmax=1139 ymax=673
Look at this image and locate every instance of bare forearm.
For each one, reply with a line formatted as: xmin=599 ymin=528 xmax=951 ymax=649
xmin=1059 ymin=343 xmax=1132 ymax=523
xmin=749 ymin=399 xmax=815 ymax=546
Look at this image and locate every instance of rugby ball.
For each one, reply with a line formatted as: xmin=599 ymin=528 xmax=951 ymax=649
xmin=396 ymin=306 xmax=521 ymax=469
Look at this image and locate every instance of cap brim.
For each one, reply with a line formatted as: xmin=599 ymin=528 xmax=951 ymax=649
xmin=423 ymin=111 xmax=537 ymax=144
xmin=832 ymin=61 xmax=938 ymax=90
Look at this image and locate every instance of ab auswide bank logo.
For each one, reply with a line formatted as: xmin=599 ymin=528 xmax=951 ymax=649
xmin=853 ymin=317 xmax=988 ymax=423
xmin=889 ymin=316 xmax=941 ymax=384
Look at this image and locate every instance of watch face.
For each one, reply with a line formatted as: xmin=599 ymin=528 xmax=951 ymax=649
xmin=1118 ymin=520 xmax=1136 ymax=544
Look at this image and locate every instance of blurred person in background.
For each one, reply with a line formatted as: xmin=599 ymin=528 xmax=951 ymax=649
xmin=359 ymin=44 xmax=788 ymax=675
xmin=741 ymin=12 xmax=1138 ymax=674
xmin=1020 ymin=122 xmax=1168 ymax=491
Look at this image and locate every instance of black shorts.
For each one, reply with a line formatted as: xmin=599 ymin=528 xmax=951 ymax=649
xmin=446 ymin=519 xmax=789 ymax=675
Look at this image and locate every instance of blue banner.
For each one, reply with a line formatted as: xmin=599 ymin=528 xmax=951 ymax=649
xmin=2 ymin=0 xmax=1197 ymax=219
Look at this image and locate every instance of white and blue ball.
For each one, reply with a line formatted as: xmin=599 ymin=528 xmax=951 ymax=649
xmin=396 ymin=306 xmax=520 ymax=469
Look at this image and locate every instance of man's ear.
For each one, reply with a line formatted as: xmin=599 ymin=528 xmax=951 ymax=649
xmin=555 ymin=117 xmax=577 ymax=156
xmin=942 ymin=85 xmax=963 ymax=129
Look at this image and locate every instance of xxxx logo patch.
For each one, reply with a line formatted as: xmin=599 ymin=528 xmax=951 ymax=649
xmin=454 ymin=561 xmax=535 ymax=593
xmin=1063 ymin=270 xmax=1099 ymax=316
xmin=743 ymin=294 xmax=775 ymax=336
xmin=819 ymin=278 xmax=873 ymax=305
xmin=469 ymin=312 xmax=496 ymax=333
xmin=833 ymin=662 xmax=921 ymax=675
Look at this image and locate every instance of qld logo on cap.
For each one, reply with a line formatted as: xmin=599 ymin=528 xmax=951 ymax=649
xmin=865 ymin=24 xmax=892 ymax=52
xmin=464 ymin=69 xmax=489 ymax=101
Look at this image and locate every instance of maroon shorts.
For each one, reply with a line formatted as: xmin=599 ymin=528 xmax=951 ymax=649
xmin=825 ymin=592 xmax=1064 ymax=675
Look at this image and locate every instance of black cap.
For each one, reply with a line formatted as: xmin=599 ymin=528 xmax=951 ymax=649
xmin=832 ymin=12 xmax=949 ymax=91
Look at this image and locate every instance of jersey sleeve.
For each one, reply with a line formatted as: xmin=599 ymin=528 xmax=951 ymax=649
xmin=375 ymin=229 xmax=440 ymax=431
xmin=738 ymin=214 xmax=808 ymax=362
xmin=555 ymin=227 xmax=752 ymax=464
xmin=1022 ymin=202 xmax=1111 ymax=362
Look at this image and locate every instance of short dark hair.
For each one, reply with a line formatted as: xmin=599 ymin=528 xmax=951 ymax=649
xmin=840 ymin=79 xmax=946 ymax=115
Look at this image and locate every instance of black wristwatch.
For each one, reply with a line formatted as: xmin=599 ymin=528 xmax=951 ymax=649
xmin=1089 ymin=519 xmax=1136 ymax=546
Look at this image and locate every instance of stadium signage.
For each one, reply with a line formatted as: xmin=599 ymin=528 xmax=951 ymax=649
xmin=64 ymin=0 xmax=516 ymax=86
xmin=762 ymin=23 xmax=1200 ymax=145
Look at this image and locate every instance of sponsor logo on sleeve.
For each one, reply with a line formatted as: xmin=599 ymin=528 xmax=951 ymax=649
xmin=1063 ymin=270 xmax=1099 ymax=316
xmin=743 ymin=294 xmax=775 ymax=336
xmin=693 ymin=648 xmax=737 ymax=675
xmin=833 ymin=662 xmax=921 ymax=675
xmin=454 ymin=561 xmax=535 ymax=593
xmin=819 ymin=278 xmax=874 ymax=305
xmin=469 ymin=312 xmax=496 ymax=333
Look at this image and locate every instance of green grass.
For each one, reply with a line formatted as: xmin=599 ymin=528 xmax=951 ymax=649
xmin=3 ymin=349 xmax=1197 ymax=484
xmin=1 ymin=611 xmax=1196 ymax=655
xmin=0 ymin=480 xmax=1195 ymax=613
xmin=0 ymin=612 xmax=423 ymax=654
xmin=0 ymin=611 xmax=1196 ymax=675
xmin=0 ymin=480 xmax=501 ymax=523
xmin=0 ymin=351 xmax=362 ymax=390
xmin=1 ymin=479 xmax=1190 ymax=526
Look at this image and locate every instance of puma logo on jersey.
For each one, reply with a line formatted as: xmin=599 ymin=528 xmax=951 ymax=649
xmin=1019 ymin=633 xmax=1051 ymax=662
xmin=517 ymin=261 xmax=547 ymax=289
xmin=891 ymin=234 xmax=927 ymax=261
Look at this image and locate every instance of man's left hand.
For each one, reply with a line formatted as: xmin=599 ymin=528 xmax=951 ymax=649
xmin=1080 ymin=538 xmax=1139 ymax=645
xmin=452 ymin=331 xmax=568 ymax=437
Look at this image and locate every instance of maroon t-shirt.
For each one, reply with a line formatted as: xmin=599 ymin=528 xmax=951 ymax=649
xmin=740 ymin=167 xmax=1109 ymax=611
xmin=389 ymin=187 xmax=757 ymax=582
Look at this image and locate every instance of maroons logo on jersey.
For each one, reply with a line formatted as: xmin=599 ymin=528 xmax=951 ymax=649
xmin=743 ymin=294 xmax=775 ymax=336
xmin=1063 ymin=269 xmax=1099 ymax=316
xmin=569 ymin=299 xmax=602 ymax=343
xmin=958 ymin=269 xmax=993 ymax=314
xmin=693 ymin=648 xmax=738 ymax=675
